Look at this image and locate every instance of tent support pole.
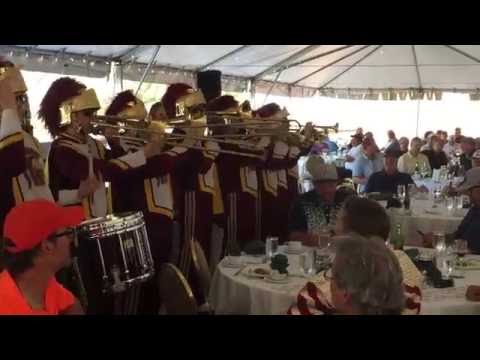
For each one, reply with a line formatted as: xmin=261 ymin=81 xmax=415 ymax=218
xmin=411 ymin=45 xmax=422 ymax=88
xmin=135 ymin=45 xmax=161 ymax=96
xmin=444 ymin=45 xmax=480 ymax=64
xmin=253 ymin=45 xmax=323 ymax=80
xmin=292 ymin=45 xmax=371 ymax=85
xmin=318 ymin=46 xmax=383 ymax=89
xmin=198 ymin=45 xmax=252 ymax=71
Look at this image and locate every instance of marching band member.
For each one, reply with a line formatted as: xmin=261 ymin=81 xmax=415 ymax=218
xmin=254 ymin=103 xmax=292 ymax=243
xmin=162 ymin=83 xmax=223 ymax=308
xmin=103 ymin=90 xmax=182 ymax=314
xmin=206 ymin=95 xmax=265 ymax=261
xmin=38 ymin=77 xmax=158 ymax=220
xmin=0 ymin=62 xmax=54 ymax=239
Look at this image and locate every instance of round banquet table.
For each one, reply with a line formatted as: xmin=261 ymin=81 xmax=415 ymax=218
xmin=209 ymin=246 xmax=480 ymax=315
xmin=388 ymin=199 xmax=466 ymax=247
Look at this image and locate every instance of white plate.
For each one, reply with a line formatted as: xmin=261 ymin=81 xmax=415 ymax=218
xmin=222 ymin=261 xmax=244 ymax=269
xmin=264 ymin=276 xmax=290 ymax=284
xmin=284 ymin=248 xmax=305 ymax=255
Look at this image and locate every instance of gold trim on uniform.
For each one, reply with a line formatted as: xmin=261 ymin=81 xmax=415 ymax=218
xmin=93 ymin=139 xmax=106 ymax=160
xmin=109 ymin=159 xmax=130 ymax=170
xmin=0 ymin=132 xmax=23 ymax=150
xmin=12 ymin=177 xmax=24 ymax=204
xmin=262 ymin=170 xmax=278 ymax=197
xmin=211 ymin=165 xmax=224 ymax=215
xmin=106 ymin=183 xmax=113 ymax=215
xmin=240 ymin=167 xmax=258 ymax=198
xmin=143 ymin=177 xmax=174 ymax=219
xmin=277 ymin=169 xmax=288 ymax=190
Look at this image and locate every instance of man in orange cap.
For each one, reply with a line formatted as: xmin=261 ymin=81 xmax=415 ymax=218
xmin=0 ymin=200 xmax=85 ymax=315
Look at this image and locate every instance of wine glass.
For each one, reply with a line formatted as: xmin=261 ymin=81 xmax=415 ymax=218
xmin=454 ymin=239 xmax=469 ymax=267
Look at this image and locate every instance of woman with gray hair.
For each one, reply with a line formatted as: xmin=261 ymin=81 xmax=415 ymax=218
xmin=288 ymin=235 xmax=406 ymax=315
xmin=288 ymin=197 xmax=423 ymax=315
xmin=328 ymin=236 xmax=405 ymax=315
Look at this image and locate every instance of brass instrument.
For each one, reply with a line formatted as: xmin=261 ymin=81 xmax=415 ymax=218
xmin=90 ymin=117 xmax=264 ymax=159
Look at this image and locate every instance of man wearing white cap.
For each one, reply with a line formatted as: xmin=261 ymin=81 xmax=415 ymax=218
xmin=288 ymin=157 xmax=339 ymax=246
xmin=423 ymin=167 xmax=480 ymax=253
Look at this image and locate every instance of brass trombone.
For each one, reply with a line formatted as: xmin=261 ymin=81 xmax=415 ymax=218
xmin=90 ymin=119 xmax=264 ymax=159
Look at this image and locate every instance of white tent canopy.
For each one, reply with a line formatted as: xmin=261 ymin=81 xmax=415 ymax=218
xmin=3 ymin=45 xmax=480 ymax=98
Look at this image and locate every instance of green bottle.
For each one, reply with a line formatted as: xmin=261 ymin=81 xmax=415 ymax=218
xmin=414 ymin=161 xmax=420 ymax=176
xmin=391 ymin=223 xmax=405 ymax=250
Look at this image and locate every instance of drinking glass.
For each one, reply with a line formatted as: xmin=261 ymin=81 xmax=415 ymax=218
xmin=266 ymin=236 xmax=279 ymax=259
xmin=436 ymin=247 xmax=455 ymax=280
xmin=316 ymin=227 xmax=331 ymax=250
xmin=446 ymin=197 xmax=455 ymax=213
xmin=397 ymin=185 xmax=406 ymax=203
xmin=299 ymin=250 xmax=315 ymax=277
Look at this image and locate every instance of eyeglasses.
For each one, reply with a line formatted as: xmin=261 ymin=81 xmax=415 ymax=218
xmin=53 ymin=228 xmax=76 ymax=239
xmin=81 ymin=109 xmax=97 ymax=117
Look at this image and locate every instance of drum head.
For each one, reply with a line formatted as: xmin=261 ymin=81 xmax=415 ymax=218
xmin=78 ymin=211 xmax=144 ymax=238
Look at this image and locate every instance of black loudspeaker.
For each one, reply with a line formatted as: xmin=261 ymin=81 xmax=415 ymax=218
xmin=197 ymin=70 xmax=222 ymax=103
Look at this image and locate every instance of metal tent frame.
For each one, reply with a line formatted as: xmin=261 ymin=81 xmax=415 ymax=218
xmin=3 ymin=45 xmax=480 ymax=100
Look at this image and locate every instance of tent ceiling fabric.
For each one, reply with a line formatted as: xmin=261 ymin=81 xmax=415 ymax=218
xmin=4 ymin=45 xmax=480 ymax=97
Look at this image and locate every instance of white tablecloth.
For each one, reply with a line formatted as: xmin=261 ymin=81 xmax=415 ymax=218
xmin=389 ymin=199 xmax=465 ymax=246
xmin=209 ymin=246 xmax=480 ymax=315
xmin=209 ymin=250 xmax=310 ymax=315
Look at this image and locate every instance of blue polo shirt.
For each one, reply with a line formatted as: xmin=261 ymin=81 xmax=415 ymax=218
xmin=352 ymin=152 xmax=384 ymax=193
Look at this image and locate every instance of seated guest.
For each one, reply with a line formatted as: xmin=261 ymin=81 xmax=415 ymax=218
xmin=454 ymin=127 xmax=464 ymax=144
xmin=345 ymin=134 xmax=363 ymax=171
xmin=381 ymin=130 xmax=400 ymax=153
xmin=398 ymin=137 xmax=409 ymax=156
xmin=398 ymin=137 xmax=431 ymax=175
xmin=289 ymin=158 xmax=339 ymax=247
xmin=0 ymin=200 xmax=85 ymax=315
xmin=443 ymin=135 xmax=458 ymax=160
xmin=422 ymin=168 xmax=480 ymax=253
xmin=288 ymin=197 xmax=423 ymax=315
xmin=322 ymin=135 xmax=338 ymax=154
xmin=352 ymin=138 xmax=384 ymax=193
xmin=472 ymin=150 xmax=480 ymax=169
xmin=288 ymin=235 xmax=408 ymax=315
xmin=365 ymin=149 xmax=414 ymax=195
xmin=475 ymin=137 xmax=480 ymax=150
xmin=460 ymin=137 xmax=476 ymax=171
xmin=421 ymin=135 xmax=448 ymax=170
xmin=420 ymin=131 xmax=434 ymax=151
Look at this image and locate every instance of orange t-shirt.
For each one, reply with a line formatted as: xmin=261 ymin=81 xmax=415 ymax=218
xmin=0 ymin=271 xmax=75 ymax=315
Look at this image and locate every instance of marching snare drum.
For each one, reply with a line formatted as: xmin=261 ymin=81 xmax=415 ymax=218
xmin=72 ymin=211 xmax=154 ymax=314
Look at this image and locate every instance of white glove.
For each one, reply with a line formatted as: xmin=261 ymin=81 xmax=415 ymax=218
xmin=255 ymin=136 xmax=271 ymax=150
xmin=205 ymin=141 xmax=220 ymax=152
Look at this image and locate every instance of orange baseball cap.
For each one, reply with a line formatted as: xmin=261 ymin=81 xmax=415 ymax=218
xmin=3 ymin=200 xmax=85 ymax=253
